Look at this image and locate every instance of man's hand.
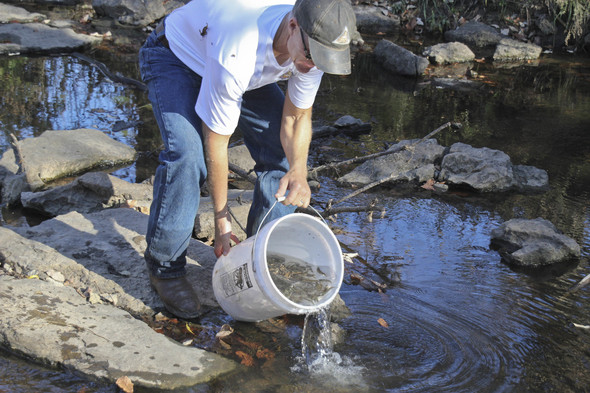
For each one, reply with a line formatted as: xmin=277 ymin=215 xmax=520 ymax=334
xmin=214 ymin=210 xmax=240 ymax=258
xmin=275 ymin=167 xmax=311 ymax=208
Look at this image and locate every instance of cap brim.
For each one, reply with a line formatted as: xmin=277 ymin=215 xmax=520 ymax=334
xmin=308 ymin=38 xmax=351 ymax=75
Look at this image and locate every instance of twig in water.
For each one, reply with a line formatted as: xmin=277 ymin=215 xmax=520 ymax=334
xmin=331 ymin=122 xmax=459 ymax=206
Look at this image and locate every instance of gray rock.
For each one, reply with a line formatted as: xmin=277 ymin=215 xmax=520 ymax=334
xmin=337 ymin=139 xmax=445 ymax=187
xmin=374 ymin=39 xmax=429 ymax=77
xmin=0 ymin=129 xmax=136 ymax=205
xmin=0 ymin=23 xmax=101 ymax=55
xmin=490 ymin=218 xmax=581 ymax=266
xmin=536 ymin=17 xmax=557 ymax=36
xmin=3 ymin=208 xmax=219 ymax=314
xmin=0 ymin=275 xmax=235 ymax=389
xmin=0 ymin=3 xmax=46 ymax=23
xmin=354 ymin=4 xmax=400 ymax=34
xmin=21 ymin=171 xmax=153 ymax=216
xmin=334 ymin=115 xmax=364 ymax=128
xmin=423 ymin=42 xmax=475 ymax=65
xmin=512 ymin=165 xmax=549 ymax=193
xmin=195 ymin=189 xmax=253 ymax=242
xmin=228 ymin=144 xmax=256 ymax=176
xmin=92 ymin=0 xmax=187 ymax=26
xmin=493 ymin=38 xmax=542 ymax=61
xmin=439 ymin=142 xmax=515 ymax=192
xmin=444 ymin=21 xmax=503 ymax=49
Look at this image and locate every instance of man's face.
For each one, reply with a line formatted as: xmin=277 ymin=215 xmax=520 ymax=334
xmin=291 ymin=26 xmax=315 ymax=73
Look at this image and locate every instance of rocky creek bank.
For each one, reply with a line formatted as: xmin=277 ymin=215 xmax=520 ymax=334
xmin=0 ymin=119 xmax=582 ymax=389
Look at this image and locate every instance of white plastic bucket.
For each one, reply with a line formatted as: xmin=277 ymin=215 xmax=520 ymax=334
xmin=212 ymin=212 xmax=343 ymax=322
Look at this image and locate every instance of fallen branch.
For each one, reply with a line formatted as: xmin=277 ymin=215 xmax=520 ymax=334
xmin=568 ymin=273 xmax=590 ymax=293
xmin=309 ymin=121 xmax=460 ymax=179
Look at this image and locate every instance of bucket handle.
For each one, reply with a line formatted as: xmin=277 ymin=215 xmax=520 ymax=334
xmin=251 ymin=196 xmax=328 ymax=272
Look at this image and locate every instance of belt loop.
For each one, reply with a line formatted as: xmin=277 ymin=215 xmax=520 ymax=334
xmin=155 ymin=19 xmax=170 ymax=49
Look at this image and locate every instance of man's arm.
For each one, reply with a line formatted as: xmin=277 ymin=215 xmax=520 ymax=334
xmin=275 ymin=93 xmax=313 ymax=208
xmin=203 ymin=123 xmax=239 ymax=257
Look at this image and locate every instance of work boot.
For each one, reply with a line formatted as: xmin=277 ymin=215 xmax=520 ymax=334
xmin=149 ymin=275 xmax=202 ymax=319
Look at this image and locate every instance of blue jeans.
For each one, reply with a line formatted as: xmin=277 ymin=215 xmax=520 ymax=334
xmin=139 ymin=26 xmax=295 ymax=278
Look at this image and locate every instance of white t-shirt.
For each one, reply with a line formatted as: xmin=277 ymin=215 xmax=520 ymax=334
xmin=165 ymin=0 xmax=324 ymax=135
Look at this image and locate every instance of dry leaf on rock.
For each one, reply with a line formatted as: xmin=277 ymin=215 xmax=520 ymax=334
xmin=421 ymin=178 xmax=436 ymax=191
xmin=116 ymin=376 xmax=134 ymax=393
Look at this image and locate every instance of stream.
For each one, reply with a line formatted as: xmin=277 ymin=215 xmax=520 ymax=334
xmin=0 ymin=47 xmax=589 ymax=392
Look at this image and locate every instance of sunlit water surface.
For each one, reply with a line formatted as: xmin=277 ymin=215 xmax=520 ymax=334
xmin=0 ymin=50 xmax=589 ymax=392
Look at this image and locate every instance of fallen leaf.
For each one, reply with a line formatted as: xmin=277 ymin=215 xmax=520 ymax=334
xmin=256 ymin=347 xmax=275 ymax=360
xmin=26 ymin=275 xmax=39 ymax=279
xmin=116 ymin=376 xmax=134 ymax=393
xmin=185 ymin=322 xmax=195 ymax=335
xmin=421 ymin=178 xmax=436 ymax=191
xmin=377 ymin=318 xmax=389 ymax=328
xmin=215 ymin=324 xmax=234 ymax=338
xmin=235 ymin=351 xmax=255 ymax=366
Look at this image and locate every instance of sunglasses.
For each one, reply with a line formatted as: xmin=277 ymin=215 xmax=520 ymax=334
xmin=299 ymin=28 xmax=312 ymax=61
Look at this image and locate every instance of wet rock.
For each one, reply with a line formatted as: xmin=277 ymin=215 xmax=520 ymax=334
xmin=92 ymin=0 xmax=187 ymax=26
xmin=0 ymin=3 xmax=46 ymax=23
xmin=0 ymin=23 xmax=101 ymax=55
xmin=423 ymin=42 xmax=475 ymax=65
xmin=444 ymin=21 xmax=503 ymax=57
xmin=374 ymin=39 xmax=429 ymax=77
xmin=536 ymin=17 xmax=557 ymax=36
xmin=493 ymin=38 xmax=542 ymax=61
xmin=0 ymin=275 xmax=236 ymax=389
xmin=312 ymin=116 xmax=371 ymax=139
xmin=354 ymin=4 xmax=400 ymax=35
xmin=430 ymin=77 xmax=484 ymax=92
xmin=490 ymin=218 xmax=581 ymax=267
xmin=512 ymin=165 xmax=549 ymax=193
xmin=439 ymin=142 xmax=548 ymax=192
xmin=337 ymin=139 xmax=445 ymax=187
xmin=439 ymin=142 xmax=515 ymax=192
xmin=21 ymin=171 xmax=153 ymax=216
xmin=0 ymin=129 xmax=136 ymax=205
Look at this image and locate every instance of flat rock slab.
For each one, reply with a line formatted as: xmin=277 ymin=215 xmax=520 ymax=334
xmin=0 ymin=23 xmax=101 ymax=55
xmin=2 ymin=208 xmax=220 ymax=315
xmin=0 ymin=3 xmax=46 ymax=23
xmin=0 ymin=275 xmax=236 ymax=389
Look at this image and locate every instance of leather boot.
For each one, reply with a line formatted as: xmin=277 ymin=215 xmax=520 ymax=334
xmin=149 ymin=275 xmax=202 ymax=319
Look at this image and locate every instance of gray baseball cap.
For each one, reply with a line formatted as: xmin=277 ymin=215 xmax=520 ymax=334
xmin=293 ymin=0 xmax=356 ymax=75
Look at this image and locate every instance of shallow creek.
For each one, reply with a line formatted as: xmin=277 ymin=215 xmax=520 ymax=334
xmin=0 ymin=51 xmax=589 ymax=392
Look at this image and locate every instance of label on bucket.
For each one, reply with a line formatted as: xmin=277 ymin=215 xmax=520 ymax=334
xmin=220 ymin=263 xmax=253 ymax=297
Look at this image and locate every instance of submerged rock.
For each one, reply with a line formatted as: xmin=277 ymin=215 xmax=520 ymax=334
xmin=490 ymin=218 xmax=581 ymax=267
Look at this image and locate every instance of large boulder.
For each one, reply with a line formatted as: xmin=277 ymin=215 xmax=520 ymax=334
xmin=439 ymin=142 xmax=512 ymax=192
xmin=490 ymin=218 xmax=581 ymax=267
xmin=439 ymin=142 xmax=548 ymax=192
xmin=337 ymin=139 xmax=445 ymax=187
